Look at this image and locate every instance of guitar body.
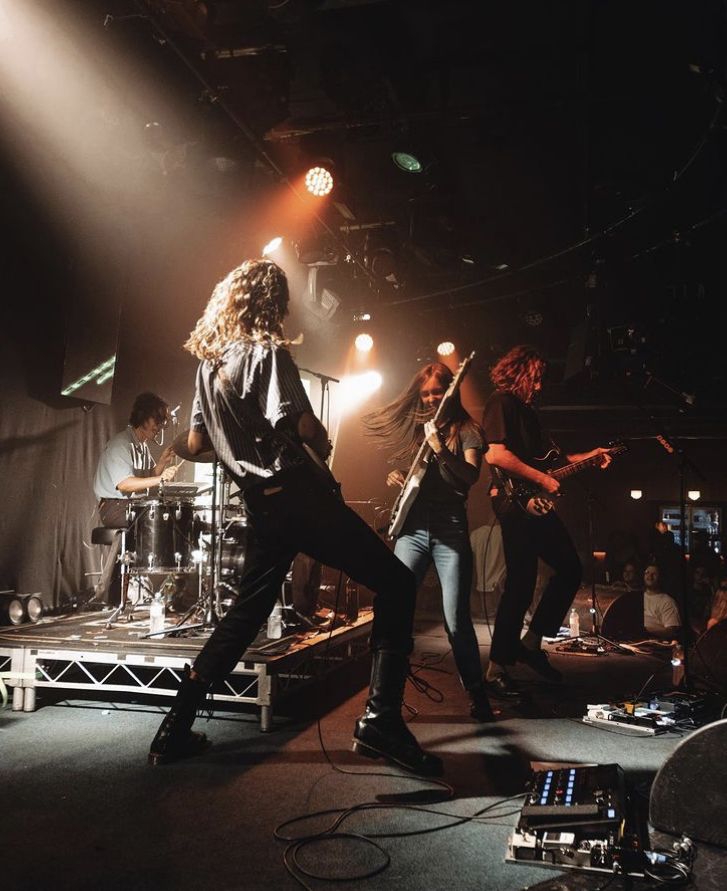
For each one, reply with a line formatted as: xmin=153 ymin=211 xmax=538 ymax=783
xmin=388 ymin=467 xmax=425 ymax=537
xmin=494 ymin=443 xmax=628 ymax=519
xmin=301 ymin=442 xmax=342 ymax=499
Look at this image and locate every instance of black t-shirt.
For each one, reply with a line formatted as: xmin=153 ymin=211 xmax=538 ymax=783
xmin=481 ymin=391 xmax=547 ymax=465
xmin=416 ymin=423 xmax=483 ymax=506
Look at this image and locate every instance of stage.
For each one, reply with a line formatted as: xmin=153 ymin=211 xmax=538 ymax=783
xmin=0 ymin=606 xmax=373 ymax=731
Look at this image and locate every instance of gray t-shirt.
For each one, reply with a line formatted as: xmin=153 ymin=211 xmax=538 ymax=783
xmin=93 ymin=427 xmax=155 ymax=500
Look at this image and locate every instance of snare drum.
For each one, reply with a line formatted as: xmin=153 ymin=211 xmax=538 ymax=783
xmin=128 ymin=499 xmax=196 ymax=572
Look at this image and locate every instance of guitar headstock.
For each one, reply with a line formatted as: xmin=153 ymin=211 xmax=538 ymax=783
xmin=607 ymin=440 xmax=629 ymax=457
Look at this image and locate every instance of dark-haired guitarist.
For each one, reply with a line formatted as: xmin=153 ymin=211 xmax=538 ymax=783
xmin=481 ymin=345 xmax=612 ymax=700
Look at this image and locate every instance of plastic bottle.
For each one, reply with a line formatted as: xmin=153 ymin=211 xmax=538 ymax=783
xmin=671 ymin=642 xmax=685 ymax=687
xmin=267 ymin=601 xmax=283 ymax=639
xmin=569 ymin=607 xmax=580 ymax=638
xmin=149 ymin=592 xmax=165 ymax=635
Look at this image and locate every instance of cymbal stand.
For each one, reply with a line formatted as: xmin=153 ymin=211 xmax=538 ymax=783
xmin=145 ymin=458 xmax=224 ymax=638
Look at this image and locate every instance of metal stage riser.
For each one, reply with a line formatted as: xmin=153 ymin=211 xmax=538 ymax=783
xmin=0 ymin=614 xmax=372 ymax=731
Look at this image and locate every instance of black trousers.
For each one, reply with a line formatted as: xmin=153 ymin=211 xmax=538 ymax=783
xmin=193 ymin=466 xmax=417 ymax=683
xmin=490 ymin=504 xmax=582 ymax=666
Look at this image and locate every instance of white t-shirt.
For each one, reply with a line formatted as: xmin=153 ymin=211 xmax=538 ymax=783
xmin=93 ymin=427 xmax=154 ymax=500
xmin=643 ymin=590 xmax=681 ymax=634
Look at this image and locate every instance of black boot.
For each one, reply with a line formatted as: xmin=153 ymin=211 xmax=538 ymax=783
xmin=352 ymin=650 xmax=443 ymax=777
xmin=467 ymin=682 xmax=496 ymax=722
xmin=148 ymin=666 xmax=211 ymax=766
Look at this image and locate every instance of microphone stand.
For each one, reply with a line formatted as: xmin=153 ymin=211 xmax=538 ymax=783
xmin=298 ymin=366 xmax=340 ymax=431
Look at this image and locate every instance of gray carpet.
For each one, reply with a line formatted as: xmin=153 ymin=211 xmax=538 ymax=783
xmin=2 ymin=621 xmax=722 ymax=890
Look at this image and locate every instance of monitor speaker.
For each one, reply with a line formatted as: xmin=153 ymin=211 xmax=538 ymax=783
xmin=649 ymin=718 xmax=727 ymax=848
xmin=689 ymin=620 xmax=727 ymax=694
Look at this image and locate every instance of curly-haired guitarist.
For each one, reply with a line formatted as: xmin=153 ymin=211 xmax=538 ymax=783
xmin=481 ymin=345 xmax=612 ymax=700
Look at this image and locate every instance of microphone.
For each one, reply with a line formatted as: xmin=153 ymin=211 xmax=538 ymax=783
xmin=170 ymin=404 xmax=181 ymax=427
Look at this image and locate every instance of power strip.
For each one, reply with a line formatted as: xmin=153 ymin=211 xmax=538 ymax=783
xmin=582 ymin=714 xmax=657 ymax=736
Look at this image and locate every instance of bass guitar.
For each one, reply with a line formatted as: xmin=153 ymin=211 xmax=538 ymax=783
xmin=491 ymin=442 xmax=628 ymax=518
xmin=388 ymin=351 xmax=475 ymax=538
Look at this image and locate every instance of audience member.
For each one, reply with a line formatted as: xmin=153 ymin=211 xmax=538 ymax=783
xmin=642 ymin=563 xmax=681 ymax=641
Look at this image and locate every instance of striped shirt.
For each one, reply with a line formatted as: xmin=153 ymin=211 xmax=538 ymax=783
xmin=191 ymin=341 xmax=313 ymax=489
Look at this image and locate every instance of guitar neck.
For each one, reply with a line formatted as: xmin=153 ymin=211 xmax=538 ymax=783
xmin=550 ymin=453 xmax=606 ymax=481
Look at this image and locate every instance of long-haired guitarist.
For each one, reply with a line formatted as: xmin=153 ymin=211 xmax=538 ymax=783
xmin=364 ymin=361 xmax=494 ymax=722
xmin=481 ymin=345 xmax=612 ymax=700
xmin=148 ymin=259 xmax=441 ymax=777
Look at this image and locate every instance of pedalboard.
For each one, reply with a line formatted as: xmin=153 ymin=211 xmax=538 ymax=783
xmin=507 ymin=763 xmax=647 ymax=879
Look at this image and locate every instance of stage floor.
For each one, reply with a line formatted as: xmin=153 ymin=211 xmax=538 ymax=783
xmin=0 ymin=606 xmax=373 ymax=730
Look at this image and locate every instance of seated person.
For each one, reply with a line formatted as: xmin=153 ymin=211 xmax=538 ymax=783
xmin=93 ymin=392 xmax=178 ymax=603
xmin=707 ymin=586 xmax=727 ymax=631
xmin=642 ymin=563 xmax=681 ymax=641
xmin=610 ymin=559 xmax=641 ymax=592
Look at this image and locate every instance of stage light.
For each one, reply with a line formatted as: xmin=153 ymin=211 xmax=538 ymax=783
xmin=0 ymin=592 xmax=43 ymax=626
xmin=354 ymin=333 xmax=374 ymax=353
xmin=339 ymin=371 xmax=383 ymax=411
xmin=630 ymin=490 xmax=643 ymax=500
xmin=262 ymin=236 xmax=283 ymax=256
xmin=304 ymin=165 xmax=333 ymax=197
xmin=688 ymin=490 xmax=701 ymax=501
xmin=437 ymin=341 xmax=455 ymax=357
xmin=392 ymin=151 xmax=423 ymax=173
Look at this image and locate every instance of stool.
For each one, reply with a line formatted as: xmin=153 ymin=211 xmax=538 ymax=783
xmin=92 ymin=525 xmax=132 ymax=628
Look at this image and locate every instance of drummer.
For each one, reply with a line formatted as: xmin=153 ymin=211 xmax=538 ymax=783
xmin=93 ymin=392 xmax=179 ymax=602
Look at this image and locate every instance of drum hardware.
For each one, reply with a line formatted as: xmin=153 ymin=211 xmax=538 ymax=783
xmin=149 ymin=457 xmax=231 ymax=638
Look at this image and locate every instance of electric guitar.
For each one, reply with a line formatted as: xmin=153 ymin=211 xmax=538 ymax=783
xmin=491 ymin=442 xmax=628 ymax=518
xmin=388 ymin=351 xmax=475 ymax=538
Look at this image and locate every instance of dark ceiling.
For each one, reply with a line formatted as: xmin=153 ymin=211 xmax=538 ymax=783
xmin=4 ymin=0 xmax=727 ymax=436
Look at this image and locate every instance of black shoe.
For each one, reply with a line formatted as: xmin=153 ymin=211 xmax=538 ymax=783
xmin=468 ymin=684 xmax=497 ymax=722
xmin=517 ymin=645 xmax=563 ymax=683
xmin=352 ymin=649 xmax=443 ymax=777
xmin=148 ymin=666 xmax=211 ymax=766
xmin=353 ymin=715 xmax=443 ymax=777
xmin=148 ymin=731 xmax=210 ymax=766
xmin=485 ymin=673 xmax=523 ymax=700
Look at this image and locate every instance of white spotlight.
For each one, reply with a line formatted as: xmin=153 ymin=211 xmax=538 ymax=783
xmin=355 ymin=333 xmax=374 ymax=353
xmin=687 ymin=490 xmax=701 ymax=502
xmin=339 ymin=371 xmax=383 ymax=412
xmin=630 ymin=490 xmax=643 ymax=500
xmin=437 ymin=341 xmax=455 ymax=357
xmin=262 ymin=236 xmax=283 ymax=256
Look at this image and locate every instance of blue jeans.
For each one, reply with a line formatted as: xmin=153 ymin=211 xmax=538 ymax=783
xmin=394 ymin=500 xmax=483 ymax=690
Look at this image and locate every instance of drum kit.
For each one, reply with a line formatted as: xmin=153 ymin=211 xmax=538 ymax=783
xmin=107 ymin=430 xmax=250 ymax=636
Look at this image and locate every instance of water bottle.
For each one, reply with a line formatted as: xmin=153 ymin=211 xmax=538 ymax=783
xmin=344 ymin=578 xmax=359 ymax=623
xmin=267 ymin=601 xmax=283 ymax=639
xmin=569 ymin=607 xmax=580 ymax=638
xmin=671 ymin=642 xmax=685 ymax=687
xmin=149 ymin=592 xmax=165 ymax=635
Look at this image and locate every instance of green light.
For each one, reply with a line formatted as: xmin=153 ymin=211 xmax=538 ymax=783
xmin=62 ymin=355 xmax=116 ymax=396
xmin=392 ymin=152 xmax=423 ymax=173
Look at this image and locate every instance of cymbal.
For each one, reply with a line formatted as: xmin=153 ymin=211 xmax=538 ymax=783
xmin=171 ymin=428 xmax=216 ymax=463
